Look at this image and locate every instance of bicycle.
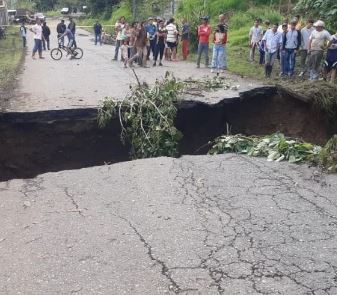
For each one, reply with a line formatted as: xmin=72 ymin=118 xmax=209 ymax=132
xmin=50 ymin=39 xmax=83 ymax=60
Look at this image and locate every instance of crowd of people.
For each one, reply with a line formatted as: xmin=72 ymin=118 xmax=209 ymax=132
xmin=249 ymin=16 xmax=337 ymax=82
xmin=19 ymin=13 xmax=337 ymax=82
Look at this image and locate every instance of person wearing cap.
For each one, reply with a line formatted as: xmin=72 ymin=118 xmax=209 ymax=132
xmin=249 ymin=19 xmax=263 ymax=62
xmin=283 ymin=20 xmax=301 ymax=77
xmin=57 ymin=19 xmax=66 ymax=46
xmin=299 ymin=19 xmax=314 ymax=77
xmin=308 ymin=20 xmax=331 ymax=80
xmin=146 ymin=17 xmax=157 ymax=60
xmin=197 ymin=16 xmax=212 ymax=68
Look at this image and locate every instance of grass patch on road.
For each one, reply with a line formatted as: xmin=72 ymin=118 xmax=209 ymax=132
xmin=0 ymin=27 xmax=25 ymax=90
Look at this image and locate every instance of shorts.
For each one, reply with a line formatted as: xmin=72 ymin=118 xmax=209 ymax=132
xmin=324 ymin=59 xmax=337 ymax=71
xmin=167 ymin=41 xmax=177 ymax=49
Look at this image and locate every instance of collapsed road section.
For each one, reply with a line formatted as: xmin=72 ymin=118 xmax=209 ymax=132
xmin=0 ymin=86 xmax=335 ymax=181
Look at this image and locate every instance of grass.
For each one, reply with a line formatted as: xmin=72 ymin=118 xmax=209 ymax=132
xmin=0 ymin=27 xmax=25 ymax=90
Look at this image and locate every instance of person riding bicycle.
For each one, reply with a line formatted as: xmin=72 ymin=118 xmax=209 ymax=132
xmin=58 ymin=27 xmax=77 ymax=56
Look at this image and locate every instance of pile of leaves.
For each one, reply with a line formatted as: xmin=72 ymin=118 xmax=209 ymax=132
xmin=319 ymin=135 xmax=337 ymax=173
xmin=209 ymin=133 xmax=327 ymax=165
xmin=98 ymin=72 xmax=184 ymax=159
xmin=209 ymin=133 xmax=337 ymax=172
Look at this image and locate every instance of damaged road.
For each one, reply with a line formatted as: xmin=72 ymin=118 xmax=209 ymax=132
xmin=1 ymin=155 xmax=337 ymax=294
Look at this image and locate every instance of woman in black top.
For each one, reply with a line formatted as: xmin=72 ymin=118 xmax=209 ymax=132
xmin=153 ymin=20 xmax=167 ymax=66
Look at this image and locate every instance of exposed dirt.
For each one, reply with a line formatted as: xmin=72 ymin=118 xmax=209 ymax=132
xmin=0 ymin=89 xmax=335 ymax=181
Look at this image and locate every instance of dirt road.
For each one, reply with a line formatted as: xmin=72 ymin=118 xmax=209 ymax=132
xmin=7 ymin=20 xmax=262 ymax=112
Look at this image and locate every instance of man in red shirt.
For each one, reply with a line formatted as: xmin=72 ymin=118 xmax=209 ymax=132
xmin=197 ymin=16 xmax=212 ymax=68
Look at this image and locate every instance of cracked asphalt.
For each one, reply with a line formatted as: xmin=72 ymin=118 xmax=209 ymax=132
xmin=1 ymin=154 xmax=337 ymax=294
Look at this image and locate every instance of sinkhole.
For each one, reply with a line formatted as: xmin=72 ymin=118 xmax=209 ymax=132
xmin=0 ymin=86 xmax=335 ymax=181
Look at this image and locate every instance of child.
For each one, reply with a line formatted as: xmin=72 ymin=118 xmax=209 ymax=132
xmin=121 ymin=24 xmax=130 ymax=68
xmin=19 ymin=22 xmax=27 ymax=48
xmin=211 ymin=24 xmax=227 ymax=73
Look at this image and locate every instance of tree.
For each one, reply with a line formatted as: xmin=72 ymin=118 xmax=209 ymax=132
xmin=295 ymin=0 xmax=337 ymax=29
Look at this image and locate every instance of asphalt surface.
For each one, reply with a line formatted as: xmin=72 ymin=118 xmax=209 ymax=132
xmin=1 ymin=155 xmax=337 ymax=294
xmin=7 ymin=20 xmax=262 ymax=112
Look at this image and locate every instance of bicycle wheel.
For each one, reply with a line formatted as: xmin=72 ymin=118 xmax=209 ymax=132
xmin=51 ymin=48 xmax=63 ymax=60
xmin=72 ymin=47 xmax=83 ymax=59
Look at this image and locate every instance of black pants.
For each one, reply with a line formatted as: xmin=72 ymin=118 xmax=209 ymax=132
xmin=22 ymin=36 xmax=26 ymax=48
xmin=154 ymin=41 xmax=165 ymax=62
xmin=42 ymin=37 xmax=50 ymax=50
xmin=147 ymin=37 xmax=157 ymax=59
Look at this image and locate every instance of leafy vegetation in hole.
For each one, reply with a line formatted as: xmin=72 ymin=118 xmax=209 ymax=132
xmin=98 ymin=72 xmax=184 ymax=159
xmin=319 ymin=135 xmax=337 ymax=173
xmin=209 ymin=133 xmax=322 ymax=164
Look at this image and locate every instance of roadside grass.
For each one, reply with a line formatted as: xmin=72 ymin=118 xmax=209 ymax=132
xmin=45 ymin=10 xmax=62 ymax=18
xmin=0 ymin=27 xmax=24 ymax=90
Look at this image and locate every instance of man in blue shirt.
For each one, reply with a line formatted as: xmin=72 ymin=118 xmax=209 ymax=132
xmin=93 ymin=20 xmax=103 ymax=46
xmin=284 ymin=20 xmax=301 ymax=77
xmin=146 ymin=17 xmax=157 ymax=60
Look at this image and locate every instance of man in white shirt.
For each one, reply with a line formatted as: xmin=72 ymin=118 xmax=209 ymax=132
xmin=249 ymin=19 xmax=263 ymax=62
xmin=113 ymin=16 xmax=126 ymax=61
xmin=30 ymin=18 xmax=43 ymax=59
xmin=308 ymin=20 xmax=331 ymax=80
xmin=165 ymin=18 xmax=178 ymax=61
xmin=262 ymin=23 xmax=283 ymax=77
xmin=299 ymin=19 xmax=314 ymax=77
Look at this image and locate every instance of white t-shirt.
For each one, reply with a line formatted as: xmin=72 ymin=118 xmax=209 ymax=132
xmin=31 ymin=24 xmax=42 ymax=40
xmin=249 ymin=26 xmax=263 ymax=44
xmin=166 ymin=23 xmax=178 ymax=43
xmin=309 ymin=29 xmax=331 ymax=51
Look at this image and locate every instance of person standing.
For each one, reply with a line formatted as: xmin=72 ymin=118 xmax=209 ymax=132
xmin=284 ymin=20 xmax=301 ymax=77
xmin=30 ymin=18 xmax=43 ymax=59
xmin=94 ymin=20 xmax=103 ymax=45
xmin=299 ymin=19 xmax=314 ymax=77
xmin=42 ymin=21 xmax=51 ymax=51
xmin=279 ymin=23 xmax=288 ymax=77
xmin=165 ymin=18 xmax=178 ymax=61
xmin=19 ymin=22 xmax=27 ymax=48
xmin=128 ymin=22 xmax=148 ymax=67
xmin=249 ymin=19 xmax=263 ymax=62
xmin=181 ymin=18 xmax=190 ymax=61
xmin=153 ymin=19 xmax=167 ymax=66
xmin=308 ymin=20 xmax=331 ymax=81
xmin=146 ymin=17 xmax=157 ymax=60
xmin=68 ymin=18 xmax=77 ymax=48
xmin=324 ymin=31 xmax=337 ymax=83
xmin=262 ymin=23 xmax=283 ymax=78
xmin=57 ymin=19 xmax=66 ymax=46
xmin=211 ymin=24 xmax=227 ymax=73
xmin=218 ymin=14 xmax=229 ymax=69
xmin=197 ymin=16 xmax=212 ymax=68
xmin=113 ymin=16 xmax=126 ymax=61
